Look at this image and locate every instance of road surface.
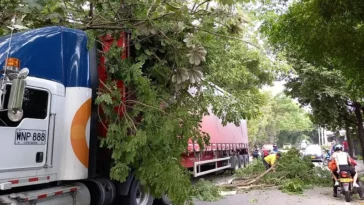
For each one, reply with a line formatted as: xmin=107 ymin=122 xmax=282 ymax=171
xmin=194 ymin=187 xmax=364 ymax=205
xmin=194 ymin=160 xmax=364 ymax=205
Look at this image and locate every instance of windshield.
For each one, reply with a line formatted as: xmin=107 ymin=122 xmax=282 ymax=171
xmin=305 ymin=145 xmax=321 ymax=154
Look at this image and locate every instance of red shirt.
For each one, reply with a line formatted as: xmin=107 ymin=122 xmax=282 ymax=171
xmin=349 ymin=157 xmax=357 ymax=166
xmin=343 ymin=141 xmax=348 ymax=150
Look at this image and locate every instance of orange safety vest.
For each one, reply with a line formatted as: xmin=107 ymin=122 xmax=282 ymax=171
xmin=328 ymin=156 xmax=356 ymax=171
xmin=328 ymin=159 xmax=337 ymax=171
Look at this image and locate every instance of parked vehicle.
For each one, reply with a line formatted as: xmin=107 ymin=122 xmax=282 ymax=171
xmin=283 ymin=143 xmax=292 ymax=150
xmin=300 ymin=141 xmax=308 ymax=150
xmin=0 ymin=27 xmax=249 ymax=205
xmin=303 ymin=144 xmax=323 ymax=162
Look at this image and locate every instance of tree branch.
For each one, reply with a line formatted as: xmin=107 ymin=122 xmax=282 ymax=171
xmin=107 ymin=0 xmax=121 ymax=20
xmin=196 ymin=28 xmax=261 ymax=50
xmin=193 ymin=0 xmax=211 ymax=13
xmin=80 ymin=25 xmax=125 ymax=30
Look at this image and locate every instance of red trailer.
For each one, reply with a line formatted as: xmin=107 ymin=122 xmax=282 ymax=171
xmin=182 ymin=111 xmax=249 ymax=177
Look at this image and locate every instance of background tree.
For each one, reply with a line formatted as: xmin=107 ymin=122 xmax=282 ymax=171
xmin=0 ymin=0 xmax=284 ymax=203
xmin=248 ymin=92 xmax=312 ymax=147
xmin=283 ymin=59 xmax=358 ymax=156
xmin=261 ymin=0 xmax=364 ymax=159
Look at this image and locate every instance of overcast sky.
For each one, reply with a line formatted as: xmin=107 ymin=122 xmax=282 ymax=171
xmin=261 ymin=80 xmax=286 ymax=96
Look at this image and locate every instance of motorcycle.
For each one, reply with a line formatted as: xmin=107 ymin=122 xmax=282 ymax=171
xmin=334 ymin=170 xmax=363 ymax=202
xmin=323 ymin=149 xmax=331 ymax=165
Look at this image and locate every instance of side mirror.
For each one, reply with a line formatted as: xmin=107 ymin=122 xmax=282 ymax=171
xmin=7 ymin=78 xmax=26 ymax=121
xmin=7 ymin=78 xmax=26 ymax=110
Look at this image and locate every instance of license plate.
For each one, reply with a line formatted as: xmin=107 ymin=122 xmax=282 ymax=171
xmin=340 ymin=178 xmax=352 ymax=183
xmin=311 ymin=156 xmax=315 ymax=159
xmin=15 ymin=129 xmax=47 ymax=145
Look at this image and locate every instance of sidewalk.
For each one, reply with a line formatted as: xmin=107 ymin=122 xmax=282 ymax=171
xmin=357 ymin=160 xmax=364 ymax=174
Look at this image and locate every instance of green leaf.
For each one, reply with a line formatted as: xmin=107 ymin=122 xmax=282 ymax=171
xmin=135 ymin=43 xmax=142 ymax=50
xmin=187 ymin=45 xmax=207 ymax=65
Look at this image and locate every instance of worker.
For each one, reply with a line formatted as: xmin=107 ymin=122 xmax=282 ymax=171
xmin=271 ymin=144 xmax=279 ymax=153
xmin=263 ymin=152 xmax=281 ymax=170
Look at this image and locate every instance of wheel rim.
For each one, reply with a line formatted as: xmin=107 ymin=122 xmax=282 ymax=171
xmin=136 ymin=183 xmax=150 ymax=205
xmin=162 ymin=195 xmax=172 ymax=204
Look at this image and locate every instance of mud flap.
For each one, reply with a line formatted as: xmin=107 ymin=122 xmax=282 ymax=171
xmin=343 ymin=183 xmax=349 ymax=192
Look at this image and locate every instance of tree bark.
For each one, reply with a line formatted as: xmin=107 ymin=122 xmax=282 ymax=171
xmin=345 ymin=120 xmax=354 ymax=157
xmin=353 ymin=102 xmax=364 ymax=162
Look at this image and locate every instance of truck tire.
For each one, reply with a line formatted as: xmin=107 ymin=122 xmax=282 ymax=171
xmin=243 ymin=154 xmax=250 ymax=167
xmin=116 ymin=179 xmax=154 ymax=205
xmin=230 ymin=156 xmax=239 ymax=171
xmin=238 ymin=155 xmax=244 ymax=168
xmin=153 ymin=195 xmax=172 ymax=205
xmin=84 ymin=178 xmax=116 ymax=205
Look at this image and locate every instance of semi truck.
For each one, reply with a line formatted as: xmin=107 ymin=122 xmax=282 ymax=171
xmin=0 ymin=26 xmax=249 ymax=205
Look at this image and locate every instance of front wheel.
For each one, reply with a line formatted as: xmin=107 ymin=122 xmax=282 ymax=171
xmin=344 ymin=191 xmax=351 ymax=202
xmin=116 ymin=179 xmax=154 ymax=205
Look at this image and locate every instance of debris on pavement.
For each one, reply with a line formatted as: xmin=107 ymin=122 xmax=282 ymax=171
xmin=222 ymin=148 xmax=332 ymax=194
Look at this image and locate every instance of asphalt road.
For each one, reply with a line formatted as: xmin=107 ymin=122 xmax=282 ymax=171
xmin=194 ymin=187 xmax=364 ymax=205
xmin=193 ymin=159 xmax=364 ymax=205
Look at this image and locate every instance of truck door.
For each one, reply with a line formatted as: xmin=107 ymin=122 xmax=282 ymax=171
xmin=0 ymin=84 xmax=50 ymax=171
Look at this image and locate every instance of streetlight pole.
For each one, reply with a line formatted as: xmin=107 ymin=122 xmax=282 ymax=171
xmin=318 ymin=127 xmax=321 ymax=145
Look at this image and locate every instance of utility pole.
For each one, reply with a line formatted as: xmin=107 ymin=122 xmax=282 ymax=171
xmin=323 ymin=127 xmax=326 ymax=145
xmin=321 ymin=127 xmax=325 ymax=145
xmin=318 ymin=127 xmax=321 ymax=145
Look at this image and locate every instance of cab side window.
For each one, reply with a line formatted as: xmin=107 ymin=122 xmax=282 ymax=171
xmin=0 ymin=86 xmax=48 ymax=127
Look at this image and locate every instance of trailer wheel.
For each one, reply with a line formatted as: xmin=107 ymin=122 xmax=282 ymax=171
xmin=237 ymin=155 xmax=244 ymax=168
xmin=243 ymin=154 xmax=250 ymax=167
xmin=230 ymin=156 xmax=239 ymax=171
xmin=117 ymin=179 xmax=154 ymax=205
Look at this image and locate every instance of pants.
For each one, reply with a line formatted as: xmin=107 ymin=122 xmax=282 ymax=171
xmin=338 ymin=165 xmax=356 ymax=177
xmin=263 ymin=158 xmax=270 ymax=170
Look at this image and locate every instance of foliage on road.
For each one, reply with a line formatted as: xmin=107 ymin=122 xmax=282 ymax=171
xmin=191 ymin=179 xmax=225 ymax=202
xmin=235 ymin=158 xmax=265 ymax=177
xmin=248 ymin=93 xmax=312 ymax=146
xmin=233 ymin=149 xmax=331 ymax=194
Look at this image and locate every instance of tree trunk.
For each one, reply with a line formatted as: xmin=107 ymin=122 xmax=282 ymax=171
xmin=345 ymin=120 xmax=354 ymax=157
xmin=353 ymin=102 xmax=364 ymax=162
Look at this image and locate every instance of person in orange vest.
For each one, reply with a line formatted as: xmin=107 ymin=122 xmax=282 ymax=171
xmin=329 ymin=144 xmax=360 ymax=197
